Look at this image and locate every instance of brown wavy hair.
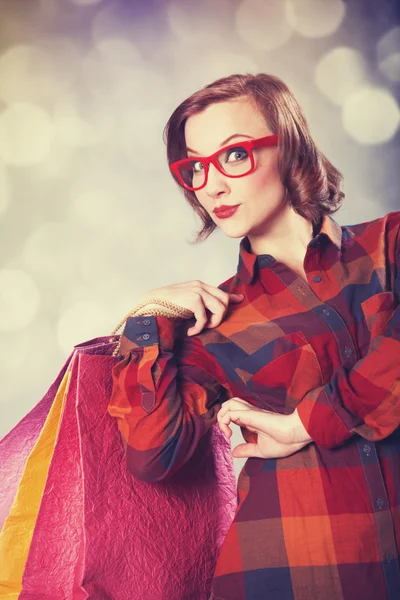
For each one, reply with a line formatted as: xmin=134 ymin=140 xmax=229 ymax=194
xmin=164 ymin=73 xmax=344 ymax=242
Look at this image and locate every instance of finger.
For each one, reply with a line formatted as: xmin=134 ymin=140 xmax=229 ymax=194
xmin=221 ymin=397 xmax=255 ymax=410
xmin=220 ymin=415 xmax=259 ymax=437
xmin=198 ymin=282 xmax=244 ymax=310
xmin=217 ymin=400 xmax=253 ymax=429
xmin=229 ymin=293 xmax=245 ymax=303
xmin=199 ymin=290 xmax=230 ymax=329
xmin=226 ymin=409 xmax=264 ymax=431
xmin=231 ymin=442 xmax=263 ymax=459
xmin=217 ymin=398 xmax=254 ymax=421
xmin=217 ymin=411 xmax=232 ymax=438
xmin=218 ymin=420 xmax=232 ymax=439
xmin=178 ymin=280 xmax=229 ymax=309
xmin=228 ymin=409 xmax=293 ymax=444
xmin=218 ymin=408 xmax=259 ymax=441
xmin=169 ymin=281 xmax=230 ymax=316
xmin=196 ymin=281 xmax=240 ymax=305
xmin=187 ymin=296 xmax=208 ymax=336
xmin=243 ymin=411 xmax=292 ymax=444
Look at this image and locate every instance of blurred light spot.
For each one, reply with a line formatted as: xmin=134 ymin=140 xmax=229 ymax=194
xmin=79 ymin=237 xmax=137 ymax=286
xmin=53 ymin=94 xmax=113 ymax=147
xmin=0 ymin=269 xmax=41 ymax=332
xmin=167 ymin=0 xmax=231 ymax=44
xmin=57 ymin=302 xmax=108 ymax=353
xmin=0 ymin=328 xmax=38 ymax=406
xmin=285 ymin=0 xmax=345 ymax=38
xmin=37 ymin=35 xmax=81 ymax=87
xmin=0 ymin=44 xmax=72 ymax=106
xmin=91 ymin=4 xmax=149 ymax=47
xmin=377 ymin=27 xmax=400 ymax=82
xmin=92 ymin=4 xmax=126 ymax=42
xmin=0 ymin=45 xmax=47 ymax=103
xmin=76 ymin=185 xmax=171 ymax=284
xmin=30 ymin=139 xmax=73 ymax=181
xmin=342 ymin=87 xmax=399 ymax=145
xmin=315 ymin=47 xmax=366 ymax=106
xmin=82 ymin=37 xmax=142 ymax=94
xmin=95 ymin=36 xmax=142 ymax=64
xmin=0 ymin=318 xmax=54 ymax=377
xmin=112 ymin=64 xmax=171 ymax=110
xmin=0 ymin=103 xmax=54 ymax=166
xmin=179 ymin=52 xmax=259 ymax=91
xmin=0 ymin=331 xmax=31 ymax=382
xmin=82 ymin=40 xmax=167 ymax=109
xmin=69 ymin=187 xmax=118 ymax=228
xmin=23 ymin=222 xmax=84 ymax=281
xmin=236 ymin=0 xmax=293 ymax=51
xmin=0 ymin=164 xmax=12 ymax=218
xmin=69 ymin=173 xmax=142 ymax=238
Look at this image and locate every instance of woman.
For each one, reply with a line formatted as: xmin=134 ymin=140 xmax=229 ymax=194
xmin=108 ymin=73 xmax=400 ymax=600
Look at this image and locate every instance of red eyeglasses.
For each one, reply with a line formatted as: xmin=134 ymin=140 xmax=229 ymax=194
xmin=169 ymin=134 xmax=278 ymax=191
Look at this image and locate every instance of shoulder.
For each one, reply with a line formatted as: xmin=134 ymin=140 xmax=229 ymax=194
xmin=342 ymin=211 xmax=400 ymax=244
xmin=343 ymin=211 xmax=399 ymax=233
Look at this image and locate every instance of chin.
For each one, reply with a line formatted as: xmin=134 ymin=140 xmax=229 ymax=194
xmin=218 ymin=224 xmax=250 ymax=239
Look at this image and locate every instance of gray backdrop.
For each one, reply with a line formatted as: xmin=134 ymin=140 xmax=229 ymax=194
xmin=0 ymin=0 xmax=399 ymax=478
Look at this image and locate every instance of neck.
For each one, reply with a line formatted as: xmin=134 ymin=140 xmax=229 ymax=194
xmin=247 ymin=204 xmax=314 ymax=265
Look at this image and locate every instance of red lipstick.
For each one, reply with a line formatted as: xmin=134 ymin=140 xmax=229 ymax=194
xmin=213 ymin=204 xmax=240 ymax=219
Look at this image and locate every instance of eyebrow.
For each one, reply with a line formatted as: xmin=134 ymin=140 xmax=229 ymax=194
xmin=186 ymin=133 xmax=255 ymax=155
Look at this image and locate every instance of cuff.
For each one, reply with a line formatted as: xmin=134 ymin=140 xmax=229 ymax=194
xmin=119 ymin=315 xmax=179 ymax=355
xmin=296 ymin=386 xmax=353 ymax=449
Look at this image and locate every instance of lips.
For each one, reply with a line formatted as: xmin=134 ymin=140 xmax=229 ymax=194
xmin=213 ymin=204 xmax=240 ymax=219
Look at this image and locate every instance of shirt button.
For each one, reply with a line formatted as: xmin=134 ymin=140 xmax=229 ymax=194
xmin=322 ymin=309 xmax=330 ymax=316
xmin=363 ymin=444 xmax=371 ymax=455
xmin=313 ymin=276 xmax=322 ymax=283
xmin=142 ymin=333 xmax=151 ymax=341
xmin=375 ymin=498 xmax=385 ymax=510
xmin=344 ymin=347 xmax=353 ymax=357
xmin=143 ymin=319 xmax=151 ymax=326
xmin=385 ymin=553 xmax=394 ymax=563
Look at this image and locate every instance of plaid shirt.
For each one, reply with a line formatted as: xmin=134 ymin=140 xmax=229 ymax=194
xmin=108 ymin=211 xmax=400 ymax=600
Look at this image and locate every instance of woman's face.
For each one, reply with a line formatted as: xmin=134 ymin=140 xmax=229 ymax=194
xmin=184 ymin=97 xmax=287 ymax=240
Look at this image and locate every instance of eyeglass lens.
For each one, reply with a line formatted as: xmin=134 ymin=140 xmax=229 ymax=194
xmin=178 ymin=145 xmax=253 ymax=190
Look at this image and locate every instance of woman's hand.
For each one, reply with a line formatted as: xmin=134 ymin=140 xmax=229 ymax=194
xmin=217 ymin=398 xmax=312 ymax=459
xmin=136 ymin=281 xmax=244 ymax=336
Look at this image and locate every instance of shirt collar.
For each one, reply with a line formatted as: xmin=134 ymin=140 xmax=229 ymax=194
xmin=237 ymin=215 xmax=343 ymax=285
xmin=320 ymin=214 xmax=342 ymax=250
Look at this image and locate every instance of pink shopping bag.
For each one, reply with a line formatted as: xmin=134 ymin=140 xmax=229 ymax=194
xmin=0 ymin=337 xmax=237 ymax=600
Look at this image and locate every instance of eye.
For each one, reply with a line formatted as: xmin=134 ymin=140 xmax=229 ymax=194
xmin=225 ymin=147 xmax=248 ymax=162
xmin=191 ymin=160 xmax=204 ymax=173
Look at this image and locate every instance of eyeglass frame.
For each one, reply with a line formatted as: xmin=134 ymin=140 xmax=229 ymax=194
xmin=169 ymin=134 xmax=279 ymax=191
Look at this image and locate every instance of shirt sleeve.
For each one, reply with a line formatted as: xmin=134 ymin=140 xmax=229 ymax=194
xmin=297 ymin=212 xmax=400 ymax=449
xmin=107 ymin=315 xmax=230 ymax=482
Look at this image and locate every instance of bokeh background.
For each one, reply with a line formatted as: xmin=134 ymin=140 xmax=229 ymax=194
xmin=0 ymin=0 xmax=399 ymax=477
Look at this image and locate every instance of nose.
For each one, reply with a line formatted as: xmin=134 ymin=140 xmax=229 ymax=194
xmin=204 ymin=163 xmax=230 ymax=199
